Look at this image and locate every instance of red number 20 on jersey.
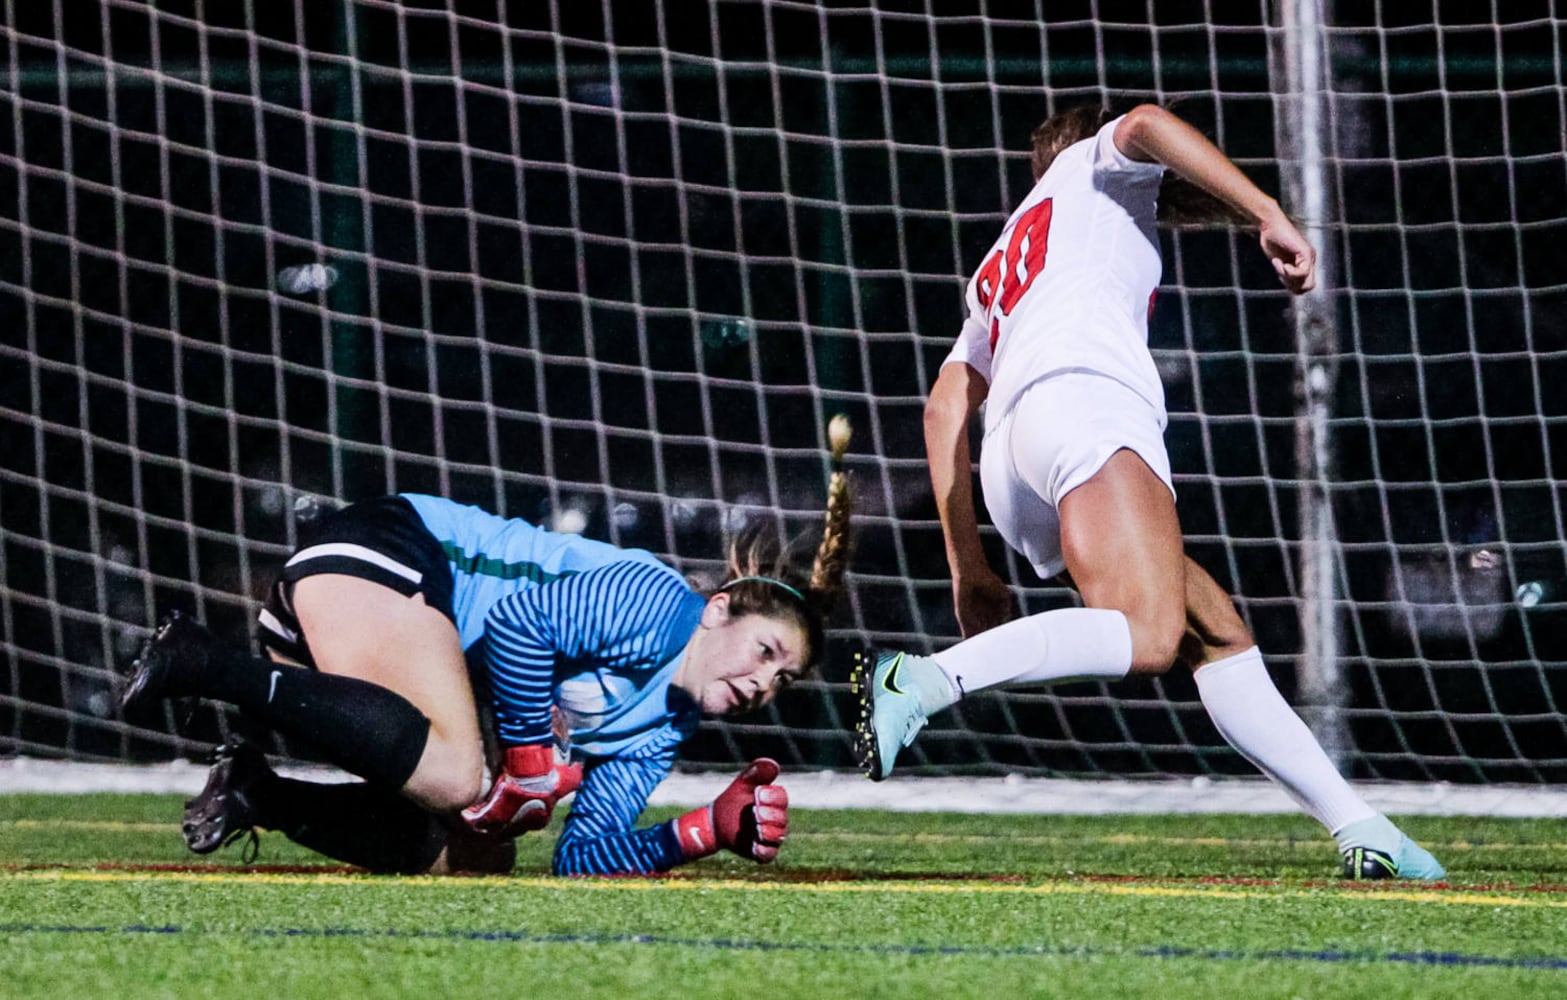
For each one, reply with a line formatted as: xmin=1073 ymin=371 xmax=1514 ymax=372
xmin=973 ymin=197 xmax=1053 ymax=352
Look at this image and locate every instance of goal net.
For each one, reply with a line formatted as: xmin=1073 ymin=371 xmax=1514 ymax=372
xmin=2 ymin=1 xmax=1563 ymax=783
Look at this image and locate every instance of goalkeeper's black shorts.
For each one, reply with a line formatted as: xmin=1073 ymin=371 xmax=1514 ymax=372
xmin=256 ymin=495 xmax=456 ymax=668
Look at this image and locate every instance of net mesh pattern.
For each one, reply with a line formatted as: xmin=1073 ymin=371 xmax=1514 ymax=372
xmin=2 ymin=0 xmax=1563 ymax=780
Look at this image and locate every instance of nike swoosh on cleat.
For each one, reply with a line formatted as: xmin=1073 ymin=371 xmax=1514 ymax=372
xmin=686 ymin=826 xmax=707 ymax=851
xmin=1343 ymin=846 xmax=1398 ymax=879
xmin=879 ymin=653 xmax=906 ymax=696
xmin=267 ymin=670 xmax=282 ymax=704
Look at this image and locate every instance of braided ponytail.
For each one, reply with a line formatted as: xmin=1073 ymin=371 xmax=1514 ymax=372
xmin=809 ymin=413 xmax=854 ymax=599
xmin=716 ymin=415 xmax=855 ymax=669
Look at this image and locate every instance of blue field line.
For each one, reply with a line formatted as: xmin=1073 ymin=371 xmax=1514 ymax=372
xmin=0 ymin=922 xmax=1563 ymax=970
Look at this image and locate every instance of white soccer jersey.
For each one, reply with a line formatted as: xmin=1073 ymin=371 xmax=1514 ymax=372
xmin=943 ymin=115 xmax=1169 ymax=431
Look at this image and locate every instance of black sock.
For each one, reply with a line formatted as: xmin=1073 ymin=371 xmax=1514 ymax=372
xmin=255 ymin=776 xmax=448 ymax=875
xmin=197 ymin=646 xmax=431 ymax=790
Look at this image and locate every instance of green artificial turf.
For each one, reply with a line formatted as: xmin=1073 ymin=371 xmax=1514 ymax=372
xmin=3 ymin=793 xmax=1565 ymax=999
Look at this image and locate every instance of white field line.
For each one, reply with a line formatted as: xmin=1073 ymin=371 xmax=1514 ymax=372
xmin=4 ymin=759 xmax=1567 ymax=817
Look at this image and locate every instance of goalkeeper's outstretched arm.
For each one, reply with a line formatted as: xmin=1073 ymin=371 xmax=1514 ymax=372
xmin=550 ymin=755 xmax=788 ymax=876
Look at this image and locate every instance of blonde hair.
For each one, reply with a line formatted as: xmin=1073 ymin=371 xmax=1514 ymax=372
xmin=716 ymin=415 xmax=853 ymax=669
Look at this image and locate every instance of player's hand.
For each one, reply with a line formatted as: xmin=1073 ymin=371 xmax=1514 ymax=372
xmin=954 ymin=568 xmax=1014 ymax=638
xmin=1259 ymin=212 xmax=1316 ymax=295
xmin=674 ymin=758 xmax=789 ymax=863
xmin=460 ymin=744 xmax=582 ymax=839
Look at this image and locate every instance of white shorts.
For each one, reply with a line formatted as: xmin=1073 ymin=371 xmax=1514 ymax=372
xmin=979 ymin=372 xmax=1175 ymax=578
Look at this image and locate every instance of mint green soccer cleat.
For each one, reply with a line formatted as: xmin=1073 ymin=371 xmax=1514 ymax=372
xmin=1338 ymin=817 xmax=1446 ymax=880
xmin=852 ymin=649 xmax=943 ymax=782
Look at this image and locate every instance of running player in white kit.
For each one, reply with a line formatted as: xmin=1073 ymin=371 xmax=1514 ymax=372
xmin=856 ymin=104 xmax=1444 ymax=880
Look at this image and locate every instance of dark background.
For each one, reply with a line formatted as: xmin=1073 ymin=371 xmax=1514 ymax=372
xmin=2 ymin=0 xmax=1564 ymax=781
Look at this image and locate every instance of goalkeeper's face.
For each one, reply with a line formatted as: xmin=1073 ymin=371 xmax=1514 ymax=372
xmin=675 ymin=595 xmax=808 ymax=717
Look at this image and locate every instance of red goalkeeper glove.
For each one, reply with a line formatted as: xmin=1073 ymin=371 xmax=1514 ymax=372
xmin=674 ymin=758 xmax=789 ymax=863
xmin=461 ymin=744 xmax=582 ymax=839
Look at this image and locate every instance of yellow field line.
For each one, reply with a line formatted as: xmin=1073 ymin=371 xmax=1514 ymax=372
xmin=5 ymin=868 xmax=1564 ymax=909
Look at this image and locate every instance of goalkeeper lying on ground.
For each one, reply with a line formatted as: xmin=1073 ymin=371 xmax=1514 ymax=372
xmin=121 ymin=423 xmax=852 ymax=875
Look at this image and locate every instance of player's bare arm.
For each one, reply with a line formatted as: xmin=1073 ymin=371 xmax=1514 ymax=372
xmin=1113 ymin=104 xmax=1317 ymax=295
xmin=924 ymin=362 xmax=1013 ymax=636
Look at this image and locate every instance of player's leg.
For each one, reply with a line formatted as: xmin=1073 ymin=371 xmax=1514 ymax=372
xmin=182 ymin=740 xmax=512 ymax=874
xmin=1055 ymin=448 xmax=1187 ymax=673
xmin=1176 ymin=556 xmax=1256 ymax=665
xmin=1181 ymin=559 xmax=1375 ymax=829
xmin=122 ymin=606 xmax=450 ymax=796
xmin=941 ymin=377 xmax=1189 ymax=685
xmin=875 ymin=444 xmax=1184 ymax=701
xmin=288 ymin=573 xmax=486 ymax=811
xmin=1182 ymin=558 xmax=1444 ymax=879
xmin=122 ymin=496 xmax=485 ymax=811
xmin=856 ymin=377 xmax=1183 ymax=778
xmin=854 ymin=449 xmax=1180 ymax=778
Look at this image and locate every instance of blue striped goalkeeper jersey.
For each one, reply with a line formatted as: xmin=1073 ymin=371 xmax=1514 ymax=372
xmin=401 ymin=493 xmax=669 ymax=651
xmin=400 ymin=494 xmax=707 ymax=875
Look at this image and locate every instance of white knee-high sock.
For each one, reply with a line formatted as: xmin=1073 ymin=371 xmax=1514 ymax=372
xmin=1192 ymin=646 xmax=1376 ymax=835
xmin=930 ymin=607 xmax=1134 ymax=699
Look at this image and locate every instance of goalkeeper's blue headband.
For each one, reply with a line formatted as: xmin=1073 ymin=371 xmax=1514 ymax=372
xmin=722 ymin=575 xmax=806 ymax=604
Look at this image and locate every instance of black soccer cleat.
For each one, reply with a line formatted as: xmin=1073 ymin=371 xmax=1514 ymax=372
xmin=851 ymin=648 xmax=932 ymax=782
xmin=183 ymin=740 xmax=273 ymax=855
xmin=120 ymin=611 xmax=218 ymax=712
xmin=1342 ymin=845 xmax=1399 ymax=880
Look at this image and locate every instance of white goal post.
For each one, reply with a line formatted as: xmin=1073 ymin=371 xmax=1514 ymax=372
xmin=2 ymin=1 xmax=1563 ymax=791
